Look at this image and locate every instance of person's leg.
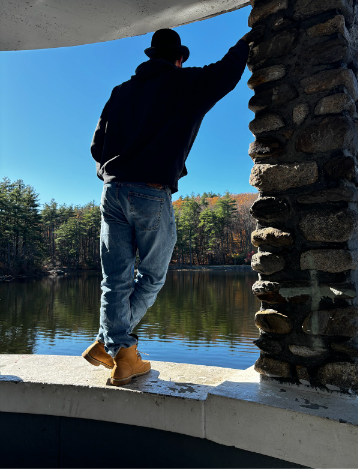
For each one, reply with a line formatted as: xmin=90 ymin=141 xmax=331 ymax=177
xmin=119 ymin=183 xmax=177 ymax=331
xmin=96 ymin=182 xmax=138 ymax=357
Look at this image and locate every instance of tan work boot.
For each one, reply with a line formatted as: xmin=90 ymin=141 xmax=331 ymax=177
xmin=109 ymin=336 xmax=151 ymax=386
xmin=82 ymin=340 xmax=114 ymax=369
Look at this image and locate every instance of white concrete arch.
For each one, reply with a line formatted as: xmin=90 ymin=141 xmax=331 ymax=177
xmin=1 ymin=0 xmax=249 ymax=51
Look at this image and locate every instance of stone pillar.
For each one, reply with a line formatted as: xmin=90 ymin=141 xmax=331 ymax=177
xmin=247 ymin=0 xmax=358 ymax=393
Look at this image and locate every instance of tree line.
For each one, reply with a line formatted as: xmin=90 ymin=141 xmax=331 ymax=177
xmin=0 ymin=178 xmax=257 ymax=274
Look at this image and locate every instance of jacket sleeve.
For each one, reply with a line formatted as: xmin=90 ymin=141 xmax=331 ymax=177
xmin=90 ymin=98 xmax=110 ymax=179
xmin=194 ymin=39 xmax=250 ymax=113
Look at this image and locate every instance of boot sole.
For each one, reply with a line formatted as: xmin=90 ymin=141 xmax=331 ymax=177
xmin=109 ymin=367 xmax=151 ymax=386
xmin=82 ymin=351 xmax=114 ymax=369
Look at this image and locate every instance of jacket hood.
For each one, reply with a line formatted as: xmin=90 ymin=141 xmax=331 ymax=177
xmin=133 ymin=59 xmax=178 ymax=80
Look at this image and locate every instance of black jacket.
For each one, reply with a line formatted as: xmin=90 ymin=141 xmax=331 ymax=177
xmin=91 ymin=39 xmax=249 ymax=194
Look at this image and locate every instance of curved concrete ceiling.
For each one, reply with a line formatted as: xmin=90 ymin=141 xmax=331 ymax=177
xmin=1 ymin=0 xmax=249 ymax=51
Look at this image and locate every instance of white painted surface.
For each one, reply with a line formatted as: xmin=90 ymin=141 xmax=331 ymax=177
xmin=1 ymin=0 xmax=250 ymax=51
xmin=1 ymin=354 xmax=358 ymax=467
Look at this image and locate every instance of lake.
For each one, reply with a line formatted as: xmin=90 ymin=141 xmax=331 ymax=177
xmin=0 ymin=270 xmax=260 ymax=370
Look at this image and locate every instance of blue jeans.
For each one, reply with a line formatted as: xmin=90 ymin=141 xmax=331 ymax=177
xmin=96 ymin=181 xmax=177 ymax=357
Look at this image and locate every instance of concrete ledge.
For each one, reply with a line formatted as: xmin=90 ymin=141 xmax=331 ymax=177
xmin=1 ymin=354 xmax=358 ymax=468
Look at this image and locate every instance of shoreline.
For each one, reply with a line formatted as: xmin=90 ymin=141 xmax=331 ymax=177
xmin=167 ymin=265 xmax=253 ymax=272
xmin=0 ymin=264 xmax=254 ymax=281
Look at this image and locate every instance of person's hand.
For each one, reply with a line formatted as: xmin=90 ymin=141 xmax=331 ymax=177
xmin=240 ymin=26 xmax=265 ymax=44
xmin=241 ymin=32 xmax=251 ymax=43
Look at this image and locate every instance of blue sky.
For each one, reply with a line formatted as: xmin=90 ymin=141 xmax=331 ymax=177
xmin=0 ymin=5 xmax=256 ymax=208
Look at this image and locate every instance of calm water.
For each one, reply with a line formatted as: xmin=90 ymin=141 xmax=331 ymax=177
xmin=0 ymin=271 xmax=260 ymax=369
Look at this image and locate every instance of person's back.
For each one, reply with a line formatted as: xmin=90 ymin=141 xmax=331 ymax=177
xmin=84 ymin=28 xmax=250 ymax=387
xmin=91 ymin=29 xmax=250 ymax=194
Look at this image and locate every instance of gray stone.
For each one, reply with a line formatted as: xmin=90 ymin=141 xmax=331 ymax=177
xmin=249 ymin=162 xmax=318 ymax=192
xmin=296 ymin=365 xmax=310 ymax=384
xmin=299 ymin=209 xmax=357 ymax=243
xmin=249 ymin=30 xmax=297 ymax=65
xmin=297 ymin=187 xmax=358 ymax=203
xmin=301 ymin=69 xmax=358 ymax=101
xmin=248 ymin=65 xmax=286 ymax=90
xmin=254 ymin=356 xmax=292 ymax=378
xmin=331 ymin=341 xmax=358 ymax=357
xmin=249 ymin=113 xmax=285 ymax=134
xmin=250 ymin=196 xmax=290 ymax=222
xmin=296 ymin=116 xmax=358 ymax=154
xmin=248 ymin=137 xmax=285 ymax=159
xmin=298 ymin=37 xmax=350 ymax=65
xmin=251 ymin=251 xmax=285 ymax=274
xmin=294 ymin=0 xmax=353 ymax=20
xmin=255 ymin=309 xmax=293 ymax=334
xmin=307 ymin=15 xmax=349 ymax=38
xmin=248 ymin=0 xmax=288 ymax=27
xmin=315 ymin=93 xmax=356 ymax=116
xmin=272 ymin=17 xmax=293 ymax=31
xmin=301 ymin=249 xmax=358 ymax=272
xmin=289 ymin=345 xmax=329 ymax=357
xmin=303 ymin=307 xmax=358 ymax=337
xmin=249 ymin=84 xmax=298 ymax=112
xmin=293 ymin=103 xmax=309 ymax=125
xmin=323 ymin=155 xmax=357 ymax=182
xmin=252 ymin=280 xmax=284 ymax=303
xmin=253 ymin=336 xmax=283 ymax=354
xmin=318 ymin=362 xmax=358 ymax=391
xmin=252 ymin=280 xmax=311 ymax=304
xmin=251 ymin=227 xmax=294 ymax=247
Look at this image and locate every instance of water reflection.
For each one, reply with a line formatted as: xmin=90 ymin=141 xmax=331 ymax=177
xmin=0 ymin=271 xmax=260 ymax=369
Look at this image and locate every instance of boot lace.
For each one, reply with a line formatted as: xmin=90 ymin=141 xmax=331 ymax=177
xmin=137 ymin=349 xmax=149 ymax=358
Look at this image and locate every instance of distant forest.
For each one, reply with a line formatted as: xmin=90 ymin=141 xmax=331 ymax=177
xmin=0 ymin=177 xmax=258 ymax=274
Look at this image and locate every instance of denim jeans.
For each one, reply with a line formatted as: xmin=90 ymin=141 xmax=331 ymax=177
xmin=96 ymin=181 xmax=177 ymax=358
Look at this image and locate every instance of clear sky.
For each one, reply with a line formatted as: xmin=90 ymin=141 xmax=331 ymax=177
xmin=0 ymin=5 xmax=257 ymax=208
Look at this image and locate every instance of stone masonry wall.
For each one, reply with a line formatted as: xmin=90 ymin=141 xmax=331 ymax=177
xmin=247 ymin=0 xmax=358 ymax=393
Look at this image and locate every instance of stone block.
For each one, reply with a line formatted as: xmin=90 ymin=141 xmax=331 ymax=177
xmin=296 ymin=365 xmax=310 ymax=384
xmin=303 ymin=307 xmax=358 ymax=337
xmin=248 ymin=137 xmax=285 ymax=160
xmin=251 ymin=227 xmax=294 ymax=247
xmin=251 ymin=251 xmax=285 ymax=274
xmin=255 ymin=309 xmax=293 ymax=334
xmin=252 ymin=280 xmax=311 ymax=303
xmin=249 ymin=113 xmax=285 ymax=135
xmin=331 ymin=341 xmax=358 ymax=357
xmin=293 ymin=103 xmax=309 ymax=125
xmin=315 ymin=93 xmax=356 ymax=116
xmin=301 ymin=69 xmax=358 ymax=101
xmin=318 ymin=362 xmax=358 ymax=391
xmin=254 ymin=356 xmax=292 ymax=378
xmin=298 ymin=37 xmax=350 ymax=65
xmin=299 ymin=209 xmax=357 ymax=243
xmin=323 ymin=155 xmax=357 ymax=182
xmin=272 ymin=17 xmax=293 ymax=31
xmin=307 ymin=15 xmax=348 ymax=38
xmin=249 ymin=162 xmax=318 ymax=192
xmin=252 ymin=280 xmax=285 ymax=303
xmin=301 ymin=249 xmax=358 ymax=272
xmin=248 ymin=0 xmax=288 ymax=27
xmin=249 ymin=30 xmax=297 ymax=65
xmin=297 ymin=187 xmax=358 ymax=203
xmin=253 ymin=336 xmax=283 ymax=354
xmin=289 ymin=345 xmax=329 ymax=357
xmin=249 ymin=84 xmax=299 ymax=113
xmin=250 ymin=196 xmax=290 ymax=222
xmin=296 ymin=116 xmax=357 ymax=153
xmin=294 ymin=0 xmax=353 ymax=20
xmin=247 ymin=65 xmax=286 ymax=90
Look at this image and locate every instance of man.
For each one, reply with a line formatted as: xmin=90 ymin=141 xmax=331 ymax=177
xmin=83 ymin=28 xmax=251 ymax=386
